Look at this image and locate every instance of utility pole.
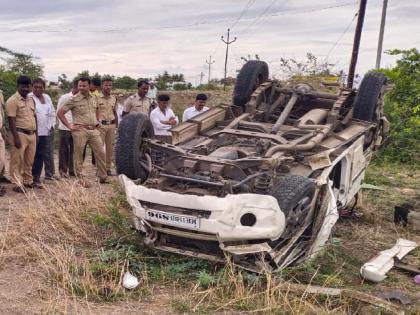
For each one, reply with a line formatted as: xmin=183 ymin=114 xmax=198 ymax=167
xmin=199 ymin=71 xmax=205 ymax=85
xmin=221 ymin=28 xmax=237 ymax=90
xmin=205 ymin=56 xmax=215 ymax=84
xmin=375 ymin=0 xmax=388 ymax=69
xmin=347 ymin=0 xmax=367 ymax=89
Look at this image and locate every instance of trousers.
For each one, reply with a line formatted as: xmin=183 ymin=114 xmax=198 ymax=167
xmin=9 ymin=131 xmax=36 ymax=185
xmin=71 ymin=128 xmax=106 ymax=179
xmin=58 ymin=130 xmax=74 ymax=175
xmin=98 ymin=124 xmax=116 ymax=171
xmin=32 ymin=134 xmax=54 ymax=180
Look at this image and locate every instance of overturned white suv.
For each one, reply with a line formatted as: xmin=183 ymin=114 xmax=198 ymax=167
xmin=116 ymin=61 xmax=389 ymax=271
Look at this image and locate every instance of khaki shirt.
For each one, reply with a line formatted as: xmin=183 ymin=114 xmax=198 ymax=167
xmin=0 ymin=90 xmax=4 ymax=129
xmin=5 ymin=92 xmax=36 ymax=131
xmin=123 ymin=94 xmax=151 ymax=115
xmin=0 ymin=90 xmax=4 ymax=107
xmin=62 ymin=92 xmax=98 ymax=126
xmin=98 ymin=93 xmax=117 ymax=121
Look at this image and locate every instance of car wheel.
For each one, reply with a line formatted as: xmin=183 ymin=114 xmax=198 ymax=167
xmin=233 ymin=60 xmax=269 ymax=108
xmin=115 ymin=113 xmax=154 ymax=181
xmin=353 ymin=71 xmax=387 ymax=122
xmin=269 ymin=175 xmax=316 ymax=240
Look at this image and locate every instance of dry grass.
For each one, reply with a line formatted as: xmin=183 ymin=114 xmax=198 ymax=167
xmin=1 ymin=162 xmax=418 ymax=314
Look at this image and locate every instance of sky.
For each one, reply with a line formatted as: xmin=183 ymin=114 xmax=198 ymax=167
xmin=0 ymin=0 xmax=418 ymax=84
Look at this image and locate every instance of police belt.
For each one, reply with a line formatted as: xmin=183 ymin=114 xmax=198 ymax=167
xmin=16 ymin=128 xmax=36 ymax=135
xmin=101 ymin=119 xmax=116 ymax=125
xmin=74 ymin=124 xmax=98 ymax=130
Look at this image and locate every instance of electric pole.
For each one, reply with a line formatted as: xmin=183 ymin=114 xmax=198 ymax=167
xmin=199 ymin=72 xmax=205 ymax=85
xmin=221 ymin=28 xmax=237 ymax=90
xmin=347 ymin=0 xmax=367 ymax=89
xmin=375 ymin=0 xmax=388 ymax=69
xmin=205 ymin=56 xmax=215 ymax=84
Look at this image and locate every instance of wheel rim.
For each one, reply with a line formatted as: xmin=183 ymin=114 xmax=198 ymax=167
xmin=283 ymin=196 xmax=312 ymax=239
xmin=137 ymin=130 xmax=152 ymax=174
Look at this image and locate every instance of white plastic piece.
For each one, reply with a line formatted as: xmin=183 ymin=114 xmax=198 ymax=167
xmin=360 ymin=238 xmax=417 ymax=282
xmin=123 ymin=271 xmax=139 ymax=289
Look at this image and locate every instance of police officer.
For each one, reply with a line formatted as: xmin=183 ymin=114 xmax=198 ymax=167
xmin=57 ymin=77 xmax=107 ymax=186
xmin=122 ymin=80 xmax=151 ymax=116
xmin=98 ymin=77 xmax=118 ymax=176
xmin=0 ymin=81 xmax=5 ymax=196
xmin=6 ymin=76 xmax=40 ymax=192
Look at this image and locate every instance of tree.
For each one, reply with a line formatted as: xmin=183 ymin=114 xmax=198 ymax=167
xmin=114 ymin=76 xmax=137 ymax=90
xmin=379 ymin=48 xmax=420 ymax=164
xmin=57 ymin=73 xmax=72 ymax=91
xmin=6 ymin=54 xmax=44 ymax=79
xmin=0 ymin=46 xmax=44 ymax=99
xmin=155 ymin=71 xmax=186 ymax=90
xmin=277 ymin=53 xmax=335 ymax=79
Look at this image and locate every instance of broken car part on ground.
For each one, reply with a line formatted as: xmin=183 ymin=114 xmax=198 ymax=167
xmin=117 ymin=61 xmax=389 ymax=272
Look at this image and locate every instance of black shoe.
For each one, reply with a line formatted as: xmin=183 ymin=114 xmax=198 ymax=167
xmin=69 ymin=172 xmax=76 ymax=177
xmin=60 ymin=172 xmax=69 ymax=178
xmin=13 ymin=186 xmax=26 ymax=193
xmin=0 ymin=177 xmax=11 ymax=183
xmin=45 ymin=175 xmax=59 ymax=180
xmin=24 ymin=182 xmax=44 ymax=189
xmin=0 ymin=186 xmax=6 ymax=196
xmin=99 ymin=178 xmax=109 ymax=184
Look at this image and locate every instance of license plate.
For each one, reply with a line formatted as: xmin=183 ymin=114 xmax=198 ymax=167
xmin=145 ymin=209 xmax=200 ymax=229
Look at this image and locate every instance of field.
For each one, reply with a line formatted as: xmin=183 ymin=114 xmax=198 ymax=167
xmin=0 ymin=91 xmax=419 ymax=314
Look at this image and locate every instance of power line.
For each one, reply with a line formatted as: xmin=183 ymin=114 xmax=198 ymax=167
xmin=238 ymin=0 xmax=279 ymax=37
xmin=325 ymin=11 xmax=358 ymax=60
xmin=229 ymin=0 xmax=256 ymax=29
xmin=0 ymin=2 xmax=357 ymax=34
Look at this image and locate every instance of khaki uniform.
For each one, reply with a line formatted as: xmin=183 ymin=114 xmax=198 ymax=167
xmin=98 ymin=93 xmax=117 ymax=171
xmin=0 ymin=89 xmax=5 ymax=177
xmin=62 ymin=92 xmax=107 ymax=179
xmin=123 ymin=94 xmax=151 ymax=115
xmin=5 ymin=92 xmax=37 ymax=186
xmin=0 ymin=100 xmax=5 ymax=179
xmin=0 ymin=90 xmax=4 ymax=107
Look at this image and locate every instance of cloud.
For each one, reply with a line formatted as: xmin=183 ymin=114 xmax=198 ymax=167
xmin=0 ymin=0 xmax=418 ymax=82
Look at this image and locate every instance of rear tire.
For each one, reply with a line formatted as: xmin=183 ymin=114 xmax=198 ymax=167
xmin=115 ymin=113 xmax=154 ymax=181
xmin=353 ymin=71 xmax=387 ymax=121
xmin=269 ymin=175 xmax=316 ymax=240
xmin=233 ymin=60 xmax=269 ymax=108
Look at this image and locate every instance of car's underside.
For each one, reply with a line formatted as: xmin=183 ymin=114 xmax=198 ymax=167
xmin=117 ymin=61 xmax=388 ymax=271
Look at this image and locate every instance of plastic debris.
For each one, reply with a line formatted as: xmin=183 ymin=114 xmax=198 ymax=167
xmin=360 ymin=238 xmax=417 ymax=282
xmin=414 ymin=275 xmax=420 ymax=285
xmin=123 ymin=271 xmax=139 ymax=289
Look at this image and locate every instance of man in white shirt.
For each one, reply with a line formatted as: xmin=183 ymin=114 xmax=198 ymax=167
xmin=30 ymin=78 xmax=56 ymax=183
xmin=182 ymin=93 xmax=209 ymax=122
xmin=150 ymin=94 xmax=178 ymax=143
xmin=56 ymin=79 xmax=78 ymax=177
xmin=146 ymin=81 xmax=158 ymax=106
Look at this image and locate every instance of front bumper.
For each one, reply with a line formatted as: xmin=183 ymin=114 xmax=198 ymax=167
xmin=119 ymin=175 xmax=286 ymax=242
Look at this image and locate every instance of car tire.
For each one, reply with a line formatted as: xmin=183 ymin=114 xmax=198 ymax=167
xmin=269 ymin=175 xmax=316 ymax=239
xmin=353 ymin=71 xmax=387 ymax=122
xmin=233 ymin=60 xmax=269 ymax=108
xmin=115 ymin=113 xmax=154 ymax=181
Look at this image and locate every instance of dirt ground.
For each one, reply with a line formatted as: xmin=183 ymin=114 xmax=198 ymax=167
xmin=0 ymin=153 xmax=419 ymax=314
xmin=0 ymin=153 xmax=176 ymax=314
